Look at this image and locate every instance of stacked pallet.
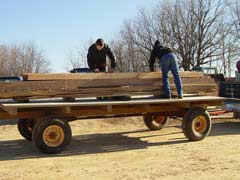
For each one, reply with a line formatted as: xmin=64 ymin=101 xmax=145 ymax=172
xmin=0 ymin=72 xmax=218 ymax=100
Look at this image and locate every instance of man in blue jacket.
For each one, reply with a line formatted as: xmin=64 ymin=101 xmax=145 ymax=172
xmin=87 ymin=38 xmax=116 ymax=72
xmin=149 ymin=40 xmax=183 ymax=99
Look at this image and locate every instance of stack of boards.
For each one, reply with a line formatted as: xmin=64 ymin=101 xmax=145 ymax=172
xmin=0 ymin=72 xmax=218 ymax=100
xmin=220 ymin=81 xmax=240 ymax=98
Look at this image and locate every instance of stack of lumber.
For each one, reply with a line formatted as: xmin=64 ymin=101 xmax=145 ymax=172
xmin=0 ymin=72 xmax=218 ymax=100
xmin=220 ymin=81 xmax=240 ymax=98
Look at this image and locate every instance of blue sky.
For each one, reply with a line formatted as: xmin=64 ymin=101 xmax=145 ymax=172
xmin=0 ymin=0 xmax=155 ymax=72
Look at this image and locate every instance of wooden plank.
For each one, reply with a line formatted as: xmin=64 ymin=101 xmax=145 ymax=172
xmin=1 ymin=96 xmax=225 ymax=108
xmin=0 ymin=78 xmax=217 ymax=92
xmin=0 ymin=105 xmax=180 ymax=119
xmin=0 ymin=96 xmax=225 ymax=119
xmin=23 ymin=72 xmax=207 ymax=81
xmin=53 ymin=105 xmax=181 ymax=117
xmin=0 ymin=75 xmax=217 ymax=91
xmin=0 ymin=84 xmax=217 ymax=99
xmin=0 ymin=72 xmax=218 ymax=100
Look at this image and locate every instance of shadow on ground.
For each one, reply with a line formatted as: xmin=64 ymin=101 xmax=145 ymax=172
xmin=0 ymin=119 xmax=17 ymax=126
xmin=0 ymin=120 xmax=239 ymax=161
xmin=0 ymin=129 xmax=187 ymax=161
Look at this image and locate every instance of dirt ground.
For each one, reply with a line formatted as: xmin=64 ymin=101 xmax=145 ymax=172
xmin=0 ymin=116 xmax=240 ymax=180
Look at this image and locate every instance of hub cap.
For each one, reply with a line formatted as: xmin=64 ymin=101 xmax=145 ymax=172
xmin=43 ymin=125 xmax=65 ymax=147
xmin=192 ymin=115 xmax=207 ymax=134
xmin=152 ymin=116 xmax=166 ymax=124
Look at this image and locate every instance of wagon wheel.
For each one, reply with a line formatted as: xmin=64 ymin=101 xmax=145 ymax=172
xmin=143 ymin=114 xmax=169 ymax=131
xmin=18 ymin=118 xmax=35 ymax=141
xmin=182 ymin=107 xmax=211 ymax=141
xmin=32 ymin=117 xmax=72 ymax=154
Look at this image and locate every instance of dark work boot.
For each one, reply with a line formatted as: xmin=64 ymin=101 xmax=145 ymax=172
xmin=153 ymin=94 xmax=171 ymax=99
xmin=165 ymin=95 xmax=171 ymax=99
xmin=178 ymin=95 xmax=183 ymax=99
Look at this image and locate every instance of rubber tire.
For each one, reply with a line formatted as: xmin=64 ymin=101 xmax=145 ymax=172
xmin=32 ymin=117 xmax=72 ymax=154
xmin=182 ymin=107 xmax=211 ymax=141
xmin=18 ymin=119 xmax=35 ymax=141
xmin=143 ymin=114 xmax=169 ymax=131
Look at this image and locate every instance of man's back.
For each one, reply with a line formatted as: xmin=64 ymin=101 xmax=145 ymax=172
xmin=87 ymin=44 xmax=107 ymax=70
xmin=87 ymin=41 xmax=116 ymax=71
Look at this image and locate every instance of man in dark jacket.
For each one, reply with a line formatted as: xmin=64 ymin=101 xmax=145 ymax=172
xmin=87 ymin=38 xmax=116 ymax=72
xmin=149 ymin=40 xmax=183 ymax=99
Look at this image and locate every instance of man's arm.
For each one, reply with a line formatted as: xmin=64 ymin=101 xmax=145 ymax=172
xmin=149 ymin=48 xmax=157 ymax=72
xmin=87 ymin=46 xmax=96 ymax=70
xmin=106 ymin=45 xmax=117 ymax=69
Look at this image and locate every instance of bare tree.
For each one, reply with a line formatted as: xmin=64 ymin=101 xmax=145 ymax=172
xmin=110 ymin=38 xmax=126 ymax=72
xmin=0 ymin=42 xmax=50 ymax=76
xmin=153 ymin=0 xmax=226 ymax=70
xmin=225 ymin=0 xmax=240 ymax=38
xmin=65 ymin=47 xmax=87 ymax=71
xmin=120 ymin=9 xmax=162 ymax=72
xmin=65 ymin=39 xmax=93 ymax=71
xmin=65 ymin=0 xmax=239 ymax=76
xmin=114 ymin=0 xmax=238 ymax=74
xmin=223 ymin=0 xmax=240 ymax=76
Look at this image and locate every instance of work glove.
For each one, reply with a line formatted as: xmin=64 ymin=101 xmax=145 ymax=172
xmin=109 ymin=68 xmax=115 ymax=73
xmin=94 ymin=68 xmax=100 ymax=72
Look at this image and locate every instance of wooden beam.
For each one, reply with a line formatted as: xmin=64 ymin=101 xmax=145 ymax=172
xmin=23 ymin=72 xmax=206 ymax=81
xmin=0 ymin=72 xmax=218 ymax=100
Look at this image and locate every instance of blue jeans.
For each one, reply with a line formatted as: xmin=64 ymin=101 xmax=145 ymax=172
xmin=160 ymin=53 xmax=183 ymax=97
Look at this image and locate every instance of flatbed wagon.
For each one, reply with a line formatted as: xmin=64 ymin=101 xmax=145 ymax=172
xmin=0 ymin=96 xmax=225 ymax=154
